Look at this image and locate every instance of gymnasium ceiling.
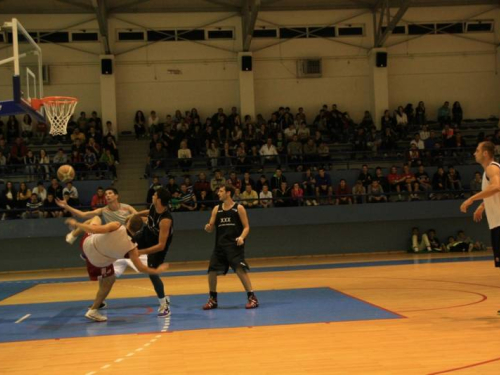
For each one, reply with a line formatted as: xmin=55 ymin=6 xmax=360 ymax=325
xmin=0 ymin=0 xmax=499 ymax=14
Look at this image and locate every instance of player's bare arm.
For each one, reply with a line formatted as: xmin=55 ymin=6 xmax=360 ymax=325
xmin=461 ymin=166 xmax=500 ymax=213
xmin=236 ymin=204 xmax=250 ymax=246
xmin=136 ymin=209 xmax=149 ymax=217
xmin=129 ymin=248 xmax=169 ymax=275
xmin=56 ymin=199 xmax=103 ymax=219
xmin=65 ymin=218 xmax=120 ymax=234
xmin=138 ymin=218 xmax=172 ymax=255
xmin=204 ymin=206 xmax=218 ymax=233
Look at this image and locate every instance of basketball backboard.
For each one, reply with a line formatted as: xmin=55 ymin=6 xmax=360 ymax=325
xmin=0 ymin=18 xmax=46 ymax=123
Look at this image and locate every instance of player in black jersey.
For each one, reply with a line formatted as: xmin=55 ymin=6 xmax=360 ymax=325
xmin=136 ymin=187 xmax=174 ymax=317
xmin=203 ymin=184 xmax=259 ymax=310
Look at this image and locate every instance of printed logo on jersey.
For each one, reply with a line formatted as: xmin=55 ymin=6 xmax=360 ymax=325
xmin=220 ymin=217 xmax=232 ymax=224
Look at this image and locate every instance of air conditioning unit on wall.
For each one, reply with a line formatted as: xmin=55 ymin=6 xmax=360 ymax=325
xmin=297 ymin=59 xmax=322 ymax=78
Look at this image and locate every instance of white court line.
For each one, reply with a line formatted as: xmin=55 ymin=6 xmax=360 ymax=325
xmin=100 ymin=364 xmax=110 ymax=370
xmin=15 ymin=314 xmax=31 ymax=323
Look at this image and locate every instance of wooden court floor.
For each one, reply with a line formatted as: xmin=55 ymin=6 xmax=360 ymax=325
xmin=1 ymin=252 xmax=500 ymax=375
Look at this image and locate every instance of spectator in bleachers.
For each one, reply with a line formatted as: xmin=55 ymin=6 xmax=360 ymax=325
xmin=148 ymin=110 xmax=159 ymax=136
xmin=234 ymin=146 xmax=249 ymax=174
xmin=221 ymin=141 xmax=233 ymax=167
xmin=230 ymin=125 xmax=243 ymax=145
xmin=260 ymin=138 xmax=279 ymax=166
xmin=48 ymin=178 xmax=63 ymax=200
xmin=287 ymin=134 xmax=303 ymax=171
xmin=431 ymin=166 xmax=448 ymax=200
xmin=387 ymin=166 xmax=401 ymax=199
xmin=1 ymin=181 xmax=17 ymax=220
xmin=194 ymin=172 xmax=212 ymax=210
xmin=358 ymin=164 xmax=372 ymax=188
xmin=241 ymin=184 xmax=258 ymax=208
xmin=303 ymin=138 xmax=318 ymax=167
xmin=22 ymin=193 xmax=43 ymax=219
xmin=31 ymin=181 xmax=47 ymax=202
xmin=408 ymin=144 xmax=422 ymax=167
xmin=400 ymin=164 xmax=418 ymax=201
xmin=410 ymin=133 xmax=425 ymax=150
xmin=431 ymin=142 xmax=445 ymax=165
xmin=317 ymin=141 xmax=331 ymax=167
xmin=210 ymin=169 xmax=226 ymax=192
xmin=353 ymin=128 xmax=368 ymax=153
xmin=240 ymin=172 xmax=255 ymax=192
xmin=71 ymin=128 xmax=86 ymax=143
xmin=424 ymin=130 xmax=437 ymax=150
xmin=302 ymin=168 xmax=317 ymax=206
xmin=228 ymin=171 xmax=242 ymax=191
xmin=53 ymin=148 xmax=67 ymax=167
xmin=0 ymin=151 xmax=8 ymax=174
xmin=71 ymin=150 xmax=83 ymax=177
xmin=368 ymin=180 xmax=387 ymax=203
xmin=297 ymin=122 xmax=310 ymax=143
xmin=296 ymin=107 xmax=307 ymax=125
xmin=270 ymin=168 xmax=287 ymax=194
xmin=87 ymin=125 xmax=101 ymax=145
xmin=91 ymin=186 xmax=108 ymax=209
xmin=63 ymin=181 xmax=79 ymax=204
xmin=360 ymin=111 xmax=375 ymax=131
xmin=336 ymin=179 xmax=352 ymax=205
xmin=24 ymin=149 xmax=37 ymax=181
xmin=0 ymin=139 xmax=10 ymax=163
xmin=100 ymin=148 xmax=117 ymax=180
xmin=290 ymin=182 xmax=304 ymax=206
xmin=284 ymin=123 xmax=297 ymax=141
xmin=415 ymin=101 xmax=426 ymax=126
xmin=146 ymin=142 xmax=167 ymax=178
xmin=21 ymin=114 xmax=33 ymax=140
xmin=395 ymin=106 xmax=408 ymax=138
xmin=177 ymin=140 xmax=192 ymax=172
xmin=381 ymin=110 xmax=394 ymax=131
xmin=10 ymin=137 xmax=28 ymax=168
xmin=367 ymin=128 xmax=382 ymax=154
xmin=179 ymin=183 xmax=197 ymax=211
xmin=77 ymin=111 xmax=88 ymax=132
xmin=419 ymin=124 xmax=430 ymax=141
xmin=103 ymin=135 xmax=120 ymax=164
xmin=381 ymin=127 xmax=397 ymax=151
xmin=404 ymin=103 xmax=414 ymax=127
xmin=373 ymin=167 xmax=389 ymax=192
xmin=315 ymin=167 xmax=333 ymax=205
xmin=72 ymin=139 xmax=86 ymax=155
xmin=438 ymin=101 xmax=451 ymax=125
xmin=275 ymin=181 xmax=290 ymax=208
xmin=87 ymin=137 xmax=101 ymax=157
xmin=134 ymin=110 xmax=146 ymax=139
xmin=43 ymin=193 xmax=62 ymax=218
xmin=442 ymin=124 xmax=455 ymax=148
xmin=103 ymin=121 xmax=116 ymax=141
xmin=7 ymin=115 xmax=19 ymax=142
xmin=38 ymin=149 xmax=50 ymax=180
xmin=469 ymin=171 xmax=482 ymax=195
xmin=447 ymin=166 xmax=462 ymax=197
xmin=166 ymin=176 xmax=180 ymax=196
xmin=452 ymin=102 xmax=463 ymax=127
xmin=255 ymin=174 xmax=269 ymax=194
xmin=206 ymin=140 xmax=220 ymax=169
xmin=411 ymin=227 xmax=431 ymax=253
xmin=17 ymin=182 xmax=31 ymax=210
xmin=184 ymin=176 xmax=193 ymax=193
xmin=352 ymin=180 xmax=366 ymax=204
xmin=90 ymin=111 xmax=102 ymax=133
xmin=83 ymin=146 xmax=98 ymax=178
xmin=275 ymin=132 xmax=286 ymax=160
xmin=35 ymin=121 xmax=47 ymax=142
xmin=415 ymin=165 xmax=432 ymax=199
xmin=259 ymin=184 xmax=273 ymax=208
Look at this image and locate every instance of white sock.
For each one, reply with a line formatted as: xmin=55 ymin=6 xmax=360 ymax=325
xmin=158 ymin=297 xmax=167 ymax=306
xmin=66 ymin=232 xmax=77 ymax=244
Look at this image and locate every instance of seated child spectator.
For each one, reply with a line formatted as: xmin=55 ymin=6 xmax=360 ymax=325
xmin=469 ymin=172 xmax=482 ymax=195
xmin=275 ymin=181 xmax=290 ymax=207
xmin=290 ymin=182 xmax=304 ymax=206
xmin=22 ymin=193 xmax=43 ymax=219
xmin=336 ymin=179 xmax=352 ymax=205
xmin=352 ymin=180 xmax=366 ymax=204
xmin=445 ymin=236 xmax=469 ymax=253
xmin=427 ymin=229 xmax=445 ymax=252
xmin=43 ymin=193 xmax=63 ymax=218
xmin=91 ymin=186 xmax=108 ymax=209
xmin=315 ymin=167 xmax=333 ymax=205
xmin=411 ymin=227 xmax=431 ymax=253
xmin=368 ymin=180 xmax=387 ymax=203
xmin=456 ymin=230 xmax=486 ymax=252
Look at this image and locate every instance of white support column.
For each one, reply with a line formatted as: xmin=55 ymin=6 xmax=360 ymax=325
xmin=238 ymin=52 xmax=256 ymax=121
xmin=99 ymin=55 xmax=118 ymax=139
xmin=368 ymin=48 xmax=389 ymax=130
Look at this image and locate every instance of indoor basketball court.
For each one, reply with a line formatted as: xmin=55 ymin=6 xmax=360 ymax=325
xmin=2 ymin=253 xmax=500 ymax=374
xmin=1 ymin=1 xmax=500 ymax=374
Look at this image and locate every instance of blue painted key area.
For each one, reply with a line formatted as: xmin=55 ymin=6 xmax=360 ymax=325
xmin=0 ymin=288 xmax=401 ymax=343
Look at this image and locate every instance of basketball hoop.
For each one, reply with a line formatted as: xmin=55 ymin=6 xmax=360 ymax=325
xmin=32 ymin=96 xmax=78 ymax=136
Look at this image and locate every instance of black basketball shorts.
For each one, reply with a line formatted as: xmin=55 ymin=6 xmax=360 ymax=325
xmin=491 ymin=226 xmax=500 ymax=268
xmin=208 ymin=245 xmax=250 ymax=275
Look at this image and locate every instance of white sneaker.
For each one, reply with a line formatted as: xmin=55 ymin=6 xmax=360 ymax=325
xmin=158 ymin=303 xmax=171 ymax=317
xmin=66 ymin=232 xmax=77 ymax=244
xmin=85 ymin=309 xmax=107 ymax=322
xmin=312 ymin=200 xmax=319 ymax=206
xmin=306 ymin=200 xmax=312 ymax=206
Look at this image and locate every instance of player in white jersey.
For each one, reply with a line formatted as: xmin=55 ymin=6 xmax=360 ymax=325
xmin=56 ymin=187 xmax=147 ymax=278
xmin=461 ymin=141 xmax=500 ymax=293
xmin=64 ymin=214 xmax=168 ymax=322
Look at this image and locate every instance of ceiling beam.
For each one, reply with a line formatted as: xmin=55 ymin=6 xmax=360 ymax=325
xmin=242 ymin=0 xmax=260 ymax=51
xmin=108 ymin=0 xmax=154 ymax=13
xmin=375 ymin=0 xmax=411 ymax=47
xmin=201 ymin=0 xmax=241 ymax=11
xmin=92 ymin=0 xmax=111 ymax=54
xmin=55 ymin=0 xmax=94 ymax=11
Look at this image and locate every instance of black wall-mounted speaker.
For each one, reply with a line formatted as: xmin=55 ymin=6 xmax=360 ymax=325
xmin=242 ymin=55 xmax=252 ymax=71
xmin=101 ymin=58 xmax=113 ymax=75
xmin=376 ymin=52 xmax=387 ymax=68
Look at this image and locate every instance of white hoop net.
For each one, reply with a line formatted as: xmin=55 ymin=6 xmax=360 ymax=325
xmin=41 ymin=97 xmax=78 ymax=136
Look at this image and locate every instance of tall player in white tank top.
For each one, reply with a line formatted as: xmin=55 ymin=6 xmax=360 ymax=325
xmin=57 ymin=187 xmax=148 ymax=276
xmin=461 ymin=142 xmax=500 ymax=283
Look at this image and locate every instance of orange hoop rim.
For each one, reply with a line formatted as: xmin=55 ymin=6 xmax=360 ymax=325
xmin=32 ymin=96 xmax=78 ymax=111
